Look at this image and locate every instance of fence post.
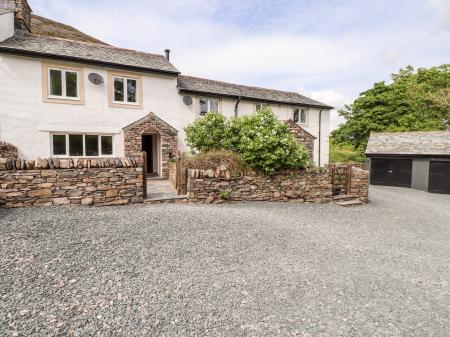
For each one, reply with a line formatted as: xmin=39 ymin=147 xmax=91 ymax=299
xmin=142 ymin=151 xmax=147 ymax=198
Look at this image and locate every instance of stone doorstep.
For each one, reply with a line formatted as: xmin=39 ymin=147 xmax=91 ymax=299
xmin=335 ymin=199 xmax=365 ymax=207
xmin=143 ymin=195 xmax=188 ymax=205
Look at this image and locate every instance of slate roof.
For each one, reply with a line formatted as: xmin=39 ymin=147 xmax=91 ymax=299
xmin=0 ymin=34 xmax=179 ymax=74
xmin=177 ymin=75 xmax=333 ymax=108
xmin=30 ymin=14 xmax=108 ymax=46
xmin=365 ymin=131 xmax=450 ymax=156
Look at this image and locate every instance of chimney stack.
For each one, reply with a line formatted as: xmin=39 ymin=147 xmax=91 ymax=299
xmin=164 ymin=49 xmax=170 ymax=61
xmin=13 ymin=0 xmax=32 ymax=33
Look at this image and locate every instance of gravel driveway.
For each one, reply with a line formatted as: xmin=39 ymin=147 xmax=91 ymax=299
xmin=1 ymin=186 xmax=449 ymax=337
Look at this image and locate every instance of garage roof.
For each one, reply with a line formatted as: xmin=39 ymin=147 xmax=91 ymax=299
xmin=366 ymin=131 xmax=450 ymax=156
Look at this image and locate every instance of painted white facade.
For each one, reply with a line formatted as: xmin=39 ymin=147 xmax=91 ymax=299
xmin=0 ymin=53 xmax=331 ymax=166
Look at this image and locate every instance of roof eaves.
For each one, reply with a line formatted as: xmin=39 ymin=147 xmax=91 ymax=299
xmin=177 ymin=87 xmax=333 ymax=109
xmin=0 ymin=46 xmax=180 ymax=76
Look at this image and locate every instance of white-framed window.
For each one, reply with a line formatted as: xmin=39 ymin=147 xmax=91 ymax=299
xmin=255 ymin=102 xmax=269 ymax=111
xmin=48 ymin=68 xmax=80 ymax=100
xmin=294 ymin=108 xmax=307 ymax=124
xmin=51 ymin=134 xmax=114 ymax=157
xmin=199 ymin=97 xmax=219 ymax=116
xmin=113 ymin=76 xmax=138 ymax=104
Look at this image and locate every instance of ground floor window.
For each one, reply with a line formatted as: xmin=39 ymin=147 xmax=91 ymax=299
xmin=51 ymin=134 xmax=113 ymax=157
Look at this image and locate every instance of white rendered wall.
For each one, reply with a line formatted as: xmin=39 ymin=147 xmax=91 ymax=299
xmin=0 ymin=54 xmax=330 ymax=165
xmin=0 ymin=11 xmax=14 ymax=42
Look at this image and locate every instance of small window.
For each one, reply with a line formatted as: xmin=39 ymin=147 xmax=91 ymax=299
xmin=113 ymin=76 xmax=139 ymax=104
xmin=52 ymin=134 xmax=114 ymax=157
xmin=199 ymin=97 xmax=219 ymax=116
xmin=293 ymin=109 xmax=299 ymax=123
xmin=48 ymin=68 xmax=79 ymax=99
xmin=256 ymin=103 xmax=268 ymax=111
xmin=300 ymin=108 xmax=307 ymax=124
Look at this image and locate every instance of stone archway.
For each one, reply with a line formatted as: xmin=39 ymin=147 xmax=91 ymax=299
xmin=123 ymin=113 xmax=178 ymax=178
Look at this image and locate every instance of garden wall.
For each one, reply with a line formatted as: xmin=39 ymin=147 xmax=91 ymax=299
xmin=187 ymin=168 xmax=334 ymax=204
xmin=0 ymin=159 xmax=144 ymax=208
xmin=350 ymin=167 xmax=369 ymax=202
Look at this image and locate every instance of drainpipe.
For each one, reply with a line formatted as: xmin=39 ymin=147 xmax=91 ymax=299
xmin=318 ymin=109 xmax=323 ymax=167
xmin=234 ymin=95 xmax=241 ymax=118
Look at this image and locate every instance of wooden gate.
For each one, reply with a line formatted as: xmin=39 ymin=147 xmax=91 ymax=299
xmin=331 ymin=164 xmax=352 ymax=196
xmin=176 ymin=152 xmax=188 ymax=195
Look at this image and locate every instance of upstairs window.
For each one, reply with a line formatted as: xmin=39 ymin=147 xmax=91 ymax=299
xmin=43 ymin=63 xmax=84 ymax=104
xmin=113 ymin=76 xmax=138 ymax=104
xmin=108 ymin=71 xmax=143 ymax=109
xmin=294 ymin=108 xmax=307 ymax=124
xmin=199 ymin=97 xmax=219 ymax=116
xmin=51 ymin=134 xmax=114 ymax=157
xmin=255 ymin=103 xmax=269 ymax=111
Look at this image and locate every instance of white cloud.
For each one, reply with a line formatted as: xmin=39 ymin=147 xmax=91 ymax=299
xmin=428 ymin=0 xmax=450 ymax=30
xmin=309 ymin=90 xmax=352 ymax=131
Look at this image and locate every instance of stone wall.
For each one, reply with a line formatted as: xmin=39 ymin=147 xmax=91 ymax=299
xmin=285 ymin=120 xmax=315 ymax=159
xmin=123 ymin=113 xmax=178 ymax=179
xmin=0 ymin=141 xmax=18 ymax=159
xmin=187 ymin=168 xmax=333 ymax=204
xmin=169 ymin=161 xmax=177 ymax=189
xmin=0 ymin=167 xmax=143 ymax=208
xmin=350 ymin=167 xmax=369 ymax=202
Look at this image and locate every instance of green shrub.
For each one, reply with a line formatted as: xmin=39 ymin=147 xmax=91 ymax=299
xmin=184 ymin=112 xmax=228 ymax=153
xmin=227 ymin=109 xmax=310 ymax=174
xmin=184 ymin=108 xmax=311 ymax=174
xmin=329 ymin=140 xmax=366 ymax=163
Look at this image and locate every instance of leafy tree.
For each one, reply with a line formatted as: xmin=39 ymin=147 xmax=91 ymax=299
xmin=184 ymin=112 xmax=228 ymax=153
xmin=332 ymin=65 xmax=450 ymax=151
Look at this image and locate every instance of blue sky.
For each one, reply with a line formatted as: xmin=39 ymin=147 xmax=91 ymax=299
xmin=29 ymin=0 xmax=450 ymax=128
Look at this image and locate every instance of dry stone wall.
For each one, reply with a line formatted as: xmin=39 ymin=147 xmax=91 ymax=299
xmin=0 ymin=141 xmax=18 ymax=159
xmin=187 ymin=167 xmax=333 ymax=204
xmin=0 ymin=166 xmax=143 ymax=208
xmin=350 ymin=167 xmax=369 ymax=202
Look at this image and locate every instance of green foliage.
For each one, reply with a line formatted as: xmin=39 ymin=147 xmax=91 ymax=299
xmin=329 ymin=140 xmax=365 ymax=163
xmin=219 ymin=190 xmax=231 ymax=200
xmin=332 ymin=64 xmax=450 ymax=151
xmin=184 ymin=112 xmax=228 ymax=153
xmin=184 ymin=108 xmax=311 ymax=174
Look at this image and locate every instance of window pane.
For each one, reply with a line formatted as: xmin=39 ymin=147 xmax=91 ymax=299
xmin=209 ymin=99 xmax=219 ymax=112
xmin=127 ymin=79 xmax=137 ymax=103
xmin=69 ymin=134 xmax=83 ymax=156
xmin=85 ymin=135 xmax=99 ymax=156
xmin=300 ymin=109 xmax=306 ymax=123
xmin=293 ymin=109 xmax=299 ymax=122
xmin=49 ymin=69 xmax=62 ymax=96
xmin=114 ymin=77 xmax=124 ymax=102
xmin=65 ymin=71 xmax=78 ymax=97
xmin=256 ymin=103 xmax=261 ymax=111
xmin=199 ymin=97 xmax=208 ymax=116
xmin=101 ymin=136 xmax=113 ymax=155
xmin=52 ymin=135 xmax=66 ymax=155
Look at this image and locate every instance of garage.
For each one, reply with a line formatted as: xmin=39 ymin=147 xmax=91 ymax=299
xmin=429 ymin=161 xmax=450 ymax=194
xmin=366 ymin=131 xmax=450 ymax=194
xmin=370 ymin=159 xmax=412 ymax=187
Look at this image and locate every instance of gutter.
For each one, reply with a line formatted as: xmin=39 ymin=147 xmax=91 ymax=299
xmin=178 ymin=89 xmax=334 ymax=110
xmin=0 ymin=48 xmax=181 ymax=77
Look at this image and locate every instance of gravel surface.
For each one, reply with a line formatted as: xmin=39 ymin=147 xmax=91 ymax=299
xmin=1 ymin=186 xmax=449 ymax=337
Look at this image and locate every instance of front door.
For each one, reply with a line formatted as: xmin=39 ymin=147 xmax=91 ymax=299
xmin=142 ymin=134 xmax=159 ymax=176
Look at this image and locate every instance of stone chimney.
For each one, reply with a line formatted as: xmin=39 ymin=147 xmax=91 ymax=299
xmin=165 ymin=49 xmax=170 ymax=61
xmin=13 ymin=0 xmax=32 ymax=33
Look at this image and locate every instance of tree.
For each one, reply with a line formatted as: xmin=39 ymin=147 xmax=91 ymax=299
xmin=332 ymin=64 xmax=450 ymax=151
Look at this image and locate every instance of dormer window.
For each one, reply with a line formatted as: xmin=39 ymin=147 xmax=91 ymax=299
xmin=199 ymin=97 xmax=219 ymax=116
xmin=294 ymin=108 xmax=307 ymax=124
xmin=42 ymin=63 xmax=84 ymax=104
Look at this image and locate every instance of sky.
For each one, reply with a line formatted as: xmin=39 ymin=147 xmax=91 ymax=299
xmin=29 ymin=0 xmax=450 ymax=129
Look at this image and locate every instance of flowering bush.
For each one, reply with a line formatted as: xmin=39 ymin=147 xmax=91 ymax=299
xmin=184 ymin=108 xmax=311 ymax=174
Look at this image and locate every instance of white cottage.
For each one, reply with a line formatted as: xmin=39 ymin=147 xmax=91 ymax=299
xmin=0 ymin=0 xmax=333 ymax=178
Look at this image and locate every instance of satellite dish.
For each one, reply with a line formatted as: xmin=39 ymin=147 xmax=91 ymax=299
xmin=183 ymin=95 xmax=193 ymax=105
xmin=88 ymin=73 xmax=104 ymax=85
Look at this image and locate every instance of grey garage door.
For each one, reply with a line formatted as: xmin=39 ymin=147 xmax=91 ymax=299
xmin=370 ymin=159 xmax=412 ymax=188
xmin=429 ymin=161 xmax=450 ymax=194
